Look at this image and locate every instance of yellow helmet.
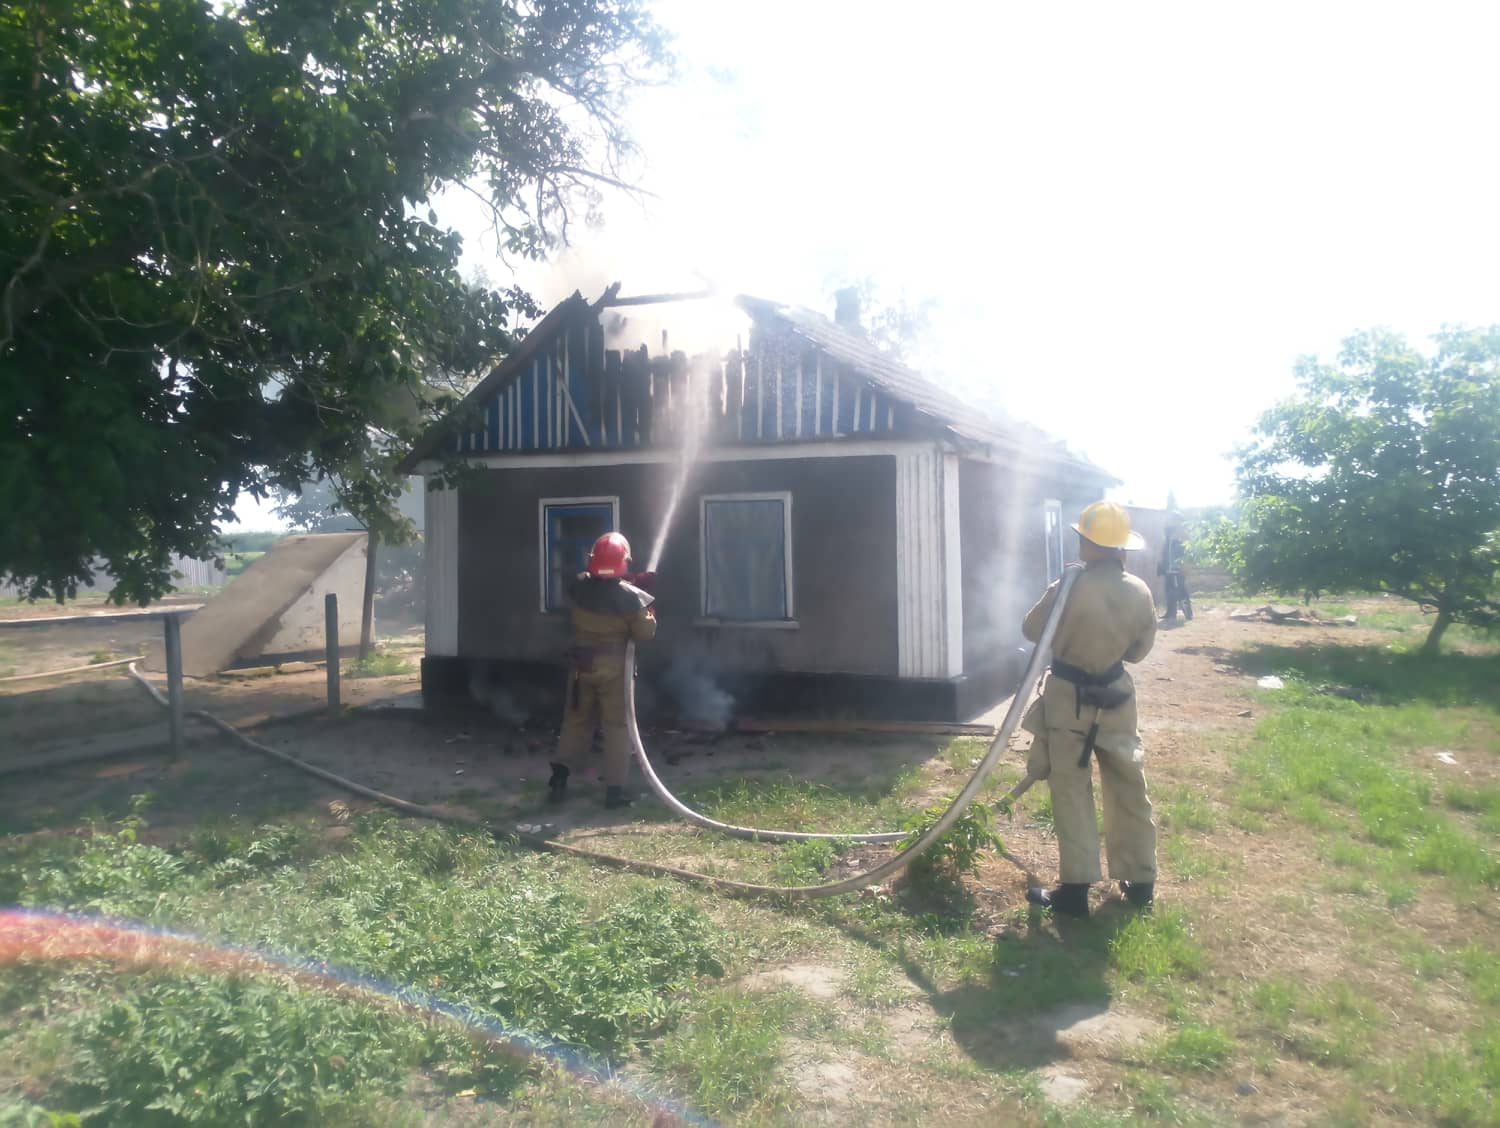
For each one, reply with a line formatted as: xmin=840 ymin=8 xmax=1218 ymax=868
xmin=1073 ymin=501 xmax=1145 ymax=551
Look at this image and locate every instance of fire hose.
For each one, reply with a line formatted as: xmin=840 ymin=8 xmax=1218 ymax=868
xmin=126 ymin=567 xmax=1078 ymax=900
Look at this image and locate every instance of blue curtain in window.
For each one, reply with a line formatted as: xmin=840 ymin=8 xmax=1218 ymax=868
xmin=545 ymin=504 xmax=614 ymax=610
xmin=704 ymin=499 xmax=787 ymax=620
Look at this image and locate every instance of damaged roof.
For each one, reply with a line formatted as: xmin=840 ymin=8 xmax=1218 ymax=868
xmin=401 ymin=283 xmax=1115 ymax=483
xmin=735 ymin=295 xmax=1114 ymax=481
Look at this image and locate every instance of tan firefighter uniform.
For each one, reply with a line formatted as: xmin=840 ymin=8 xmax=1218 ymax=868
xmin=555 ymin=573 xmax=657 ymax=787
xmin=1021 ymin=559 xmax=1158 ymax=885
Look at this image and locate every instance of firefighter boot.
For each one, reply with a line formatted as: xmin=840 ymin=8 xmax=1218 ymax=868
xmin=605 ymin=786 xmax=634 ymax=810
xmin=1119 ymin=880 xmax=1155 ymax=909
xmin=546 ymin=763 xmax=570 ymax=805
xmin=1026 ymin=883 xmax=1091 ymax=918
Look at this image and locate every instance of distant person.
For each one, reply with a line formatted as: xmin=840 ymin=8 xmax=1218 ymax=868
xmin=549 ymin=533 xmax=655 ymax=809
xmin=1020 ymin=501 xmax=1158 ymax=918
xmin=1158 ymin=519 xmax=1193 ymax=624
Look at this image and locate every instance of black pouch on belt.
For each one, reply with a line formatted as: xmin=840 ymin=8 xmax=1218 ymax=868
xmin=1076 ymin=682 xmax=1133 ymax=711
xmin=1074 ymin=684 xmax=1133 ymax=769
xmin=1050 ymin=659 xmax=1133 ymax=768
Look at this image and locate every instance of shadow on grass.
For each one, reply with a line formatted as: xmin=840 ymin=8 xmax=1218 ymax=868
xmin=907 ymin=907 xmax=1129 ymax=1070
xmin=1240 ymin=643 xmax=1500 ymax=710
xmin=891 ymin=871 xmax=979 ymax=933
xmin=823 ymin=882 xmax=1135 ymax=1072
xmin=942 ymin=909 xmax=1131 ymax=1069
xmin=0 ymin=737 xmax=346 ymax=837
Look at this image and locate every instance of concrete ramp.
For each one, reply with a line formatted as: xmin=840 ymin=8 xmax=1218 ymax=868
xmin=146 ymin=533 xmax=368 ymax=676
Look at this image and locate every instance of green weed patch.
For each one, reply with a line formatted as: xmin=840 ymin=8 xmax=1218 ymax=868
xmin=1234 ymin=687 xmax=1498 ymax=894
xmin=686 ymin=772 xmax=928 ymax=836
xmin=40 ymin=972 xmax=516 ymax=1124
xmin=1375 ymin=1026 xmax=1500 ymax=1126
xmin=2 ymin=813 xmax=729 ymax=1122
xmin=652 ymin=988 xmax=795 ymax=1118
xmin=1109 ymin=909 xmax=1206 ymax=987
xmin=1147 ymin=1023 xmax=1233 ymax=1072
xmin=342 ymin=652 xmax=414 ymax=679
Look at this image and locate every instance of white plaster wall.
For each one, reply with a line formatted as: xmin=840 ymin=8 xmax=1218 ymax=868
xmin=257 ymin=540 xmax=368 ymax=659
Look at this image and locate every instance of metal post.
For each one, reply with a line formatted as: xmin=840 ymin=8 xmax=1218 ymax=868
xmin=359 ymin=531 xmax=377 ymax=661
xmin=162 ymin=612 xmax=185 ymax=758
xmin=325 ymin=593 xmax=341 ymax=718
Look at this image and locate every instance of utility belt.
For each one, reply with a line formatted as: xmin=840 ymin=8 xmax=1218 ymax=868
xmin=1050 ymin=659 xmax=1130 ymax=708
xmin=1049 ymin=658 xmax=1132 ymax=769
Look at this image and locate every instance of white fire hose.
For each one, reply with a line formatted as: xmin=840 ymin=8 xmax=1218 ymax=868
xmin=126 ymin=569 xmax=1078 ymax=900
xmin=615 ymin=565 xmax=1079 ymax=896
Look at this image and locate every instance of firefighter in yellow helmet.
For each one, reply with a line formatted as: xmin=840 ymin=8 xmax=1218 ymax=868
xmin=1020 ymin=501 xmax=1158 ymax=917
xmin=548 ymin=532 xmax=656 ymax=810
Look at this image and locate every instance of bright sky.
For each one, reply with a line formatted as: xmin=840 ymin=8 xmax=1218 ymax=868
xmin=233 ymin=0 xmax=1500 ymax=528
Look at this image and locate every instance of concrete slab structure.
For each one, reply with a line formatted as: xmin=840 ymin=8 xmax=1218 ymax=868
xmin=145 ymin=533 xmax=368 ymax=676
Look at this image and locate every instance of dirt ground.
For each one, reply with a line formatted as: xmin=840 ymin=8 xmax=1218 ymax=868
xmin=0 ymin=604 xmax=424 ymax=774
xmin=0 ymin=594 xmax=1415 ymax=859
xmin=1 ymin=595 xmax=1481 ymax=1123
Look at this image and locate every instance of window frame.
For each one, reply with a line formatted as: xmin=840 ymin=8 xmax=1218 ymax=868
xmin=697 ymin=491 xmax=797 ymax=627
xmin=537 ymin=496 xmax=620 ymax=613
xmin=1044 ymin=498 xmax=1065 ymax=584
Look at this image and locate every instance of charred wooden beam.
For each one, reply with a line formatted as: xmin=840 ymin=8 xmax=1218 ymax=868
xmin=600 ymin=289 xmax=714 ymax=308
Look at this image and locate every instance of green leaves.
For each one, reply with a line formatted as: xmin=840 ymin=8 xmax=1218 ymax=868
xmin=1 ymin=0 xmax=666 ymax=602
xmin=1221 ymin=326 xmax=1500 ymax=651
xmin=898 ymin=803 xmax=1005 ymax=881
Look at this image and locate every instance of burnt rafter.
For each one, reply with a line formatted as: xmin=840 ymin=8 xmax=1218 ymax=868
xmin=406 ymin=286 xmax=1111 ymax=481
xmin=424 ymin=308 xmax=909 ymax=458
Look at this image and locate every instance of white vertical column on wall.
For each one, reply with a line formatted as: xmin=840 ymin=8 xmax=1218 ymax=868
xmin=941 ymin=453 xmax=964 ymax=676
xmin=424 ymin=481 xmax=460 ymax=657
xmin=896 ymin=448 xmax=964 ymax=678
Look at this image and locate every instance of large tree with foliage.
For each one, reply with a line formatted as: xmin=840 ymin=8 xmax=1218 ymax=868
xmin=1 ymin=0 xmax=665 ymax=602
xmin=1215 ymin=327 xmax=1500 ymax=653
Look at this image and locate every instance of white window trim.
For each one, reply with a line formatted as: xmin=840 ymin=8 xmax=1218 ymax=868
xmin=1044 ymin=498 xmax=1064 ymax=583
xmin=699 ymin=491 xmax=795 ymax=625
xmin=538 ymin=496 xmax=620 ymax=613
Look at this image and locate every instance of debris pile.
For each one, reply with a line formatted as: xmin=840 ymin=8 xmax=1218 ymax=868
xmin=1228 ymin=604 xmax=1358 ymax=627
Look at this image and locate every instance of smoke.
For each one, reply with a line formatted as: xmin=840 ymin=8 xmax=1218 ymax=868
xmin=657 ymin=652 xmax=735 ymax=731
xmin=960 ymin=472 xmax=1065 ymax=682
xmin=466 ymin=670 xmax=530 ymax=727
xmin=513 ymin=225 xmax=751 ymax=358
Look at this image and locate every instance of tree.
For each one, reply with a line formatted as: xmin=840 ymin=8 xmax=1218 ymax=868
xmin=1219 ymin=327 xmax=1500 ymax=653
xmin=1 ymin=0 xmax=666 ymax=603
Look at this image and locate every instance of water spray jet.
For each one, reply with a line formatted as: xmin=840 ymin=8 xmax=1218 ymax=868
xmin=644 ymin=373 xmax=711 ymax=573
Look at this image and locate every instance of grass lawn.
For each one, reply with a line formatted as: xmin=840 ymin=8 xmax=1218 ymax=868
xmin=1 ymin=623 xmax=1496 ymax=1124
xmin=1198 ymin=591 xmax=1499 ymax=649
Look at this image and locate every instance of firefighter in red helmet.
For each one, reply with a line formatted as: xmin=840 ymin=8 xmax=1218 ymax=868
xmin=548 ymin=532 xmax=656 ymax=809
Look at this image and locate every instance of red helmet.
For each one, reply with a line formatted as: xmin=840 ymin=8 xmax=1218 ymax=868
xmin=586 ymin=532 xmax=631 ymax=578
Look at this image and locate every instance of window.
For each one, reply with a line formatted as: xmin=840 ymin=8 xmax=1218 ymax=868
xmin=1044 ymin=499 xmax=1064 ymax=583
xmin=539 ymin=497 xmax=618 ymax=612
xmin=700 ymin=493 xmax=794 ymax=622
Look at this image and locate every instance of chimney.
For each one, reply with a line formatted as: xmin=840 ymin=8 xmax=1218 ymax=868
xmin=834 ymin=287 xmax=862 ymax=332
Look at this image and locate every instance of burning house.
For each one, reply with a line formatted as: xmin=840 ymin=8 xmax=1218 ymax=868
xmin=403 ymin=285 xmax=1116 ymax=723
